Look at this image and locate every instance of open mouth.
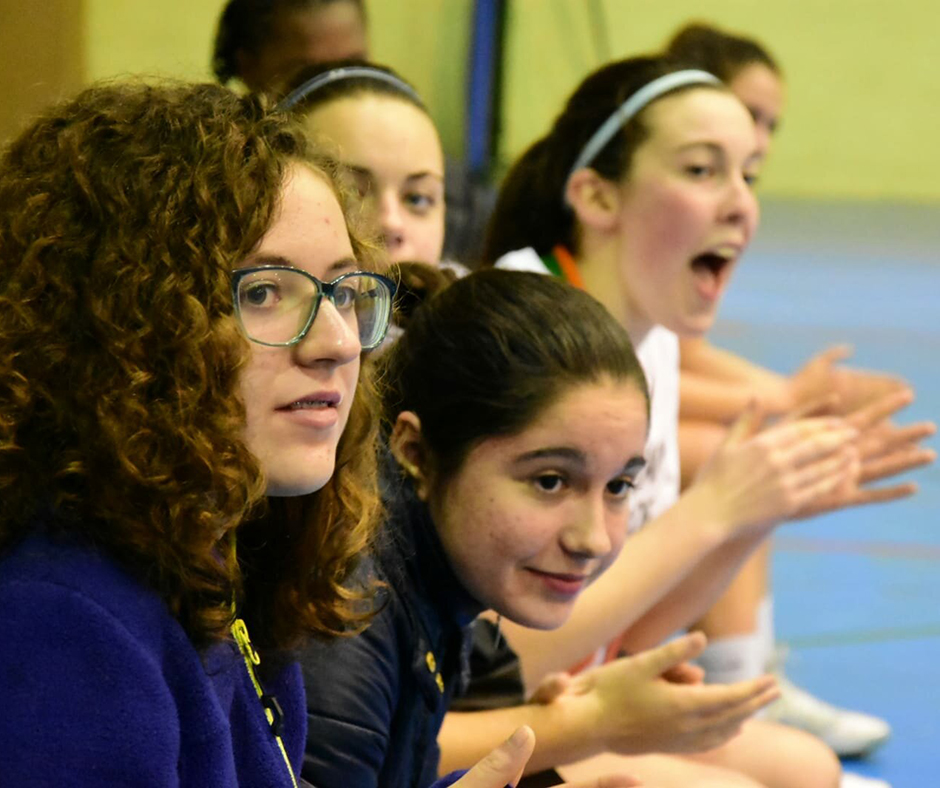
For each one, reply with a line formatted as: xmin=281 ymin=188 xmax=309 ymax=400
xmin=690 ymin=249 xmax=736 ymax=301
xmin=691 ymin=251 xmax=731 ymax=276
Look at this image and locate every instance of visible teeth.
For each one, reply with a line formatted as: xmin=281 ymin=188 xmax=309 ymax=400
xmin=289 ymin=400 xmax=331 ymax=409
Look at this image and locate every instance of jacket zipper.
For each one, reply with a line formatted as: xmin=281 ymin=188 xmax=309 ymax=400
xmin=231 ymin=617 xmax=299 ymax=788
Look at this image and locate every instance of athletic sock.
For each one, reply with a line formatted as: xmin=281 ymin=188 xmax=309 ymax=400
xmin=755 ymin=594 xmax=776 ymax=670
xmin=697 ymin=630 xmax=766 ymax=684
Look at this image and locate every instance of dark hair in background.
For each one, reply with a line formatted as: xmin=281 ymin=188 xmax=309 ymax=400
xmin=481 ymin=56 xmax=725 ymax=265
xmin=0 ymin=81 xmax=382 ymax=651
xmin=664 ymin=22 xmax=780 ymax=82
xmin=213 ymin=0 xmax=368 ymax=85
xmin=387 ymin=262 xmax=459 ymax=329
xmin=281 ymin=59 xmax=427 ymax=117
xmin=378 ymin=270 xmax=648 ymax=485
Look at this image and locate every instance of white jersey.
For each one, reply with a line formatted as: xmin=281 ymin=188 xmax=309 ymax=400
xmin=629 ymin=326 xmax=681 ymax=531
xmin=495 ymin=248 xmax=681 ymax=533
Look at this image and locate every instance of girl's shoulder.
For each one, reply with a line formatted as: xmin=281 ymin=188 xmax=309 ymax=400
xmin=0 ymin=527 xmax=185 ymax=646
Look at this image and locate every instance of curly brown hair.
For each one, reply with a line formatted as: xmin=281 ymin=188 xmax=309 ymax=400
xmin=0 ymin=81 xmax=383 ymax=650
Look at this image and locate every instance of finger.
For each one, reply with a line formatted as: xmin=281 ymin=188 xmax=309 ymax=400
xmin=783 ymin=393 xmax=841 ymax=421
xmin=760 ymin=416 xmax=849 ymax=452
xmin=859 ymin=447 xmax=936 ymax=484
xmin=723 ymin=400 xmax=765 ymax=448
xmin=662 ymin=662 xmax=706 ymax=685
xmin=636 ymin=631 xmax=708 ymax=678
xmin=857 ymin=421 xmax=936 ymax=461
xmin=692 ymin=688 xmax=779 ymax=750
xmin=844 ymin=483 xmax=919 ymax=508
xmin=812 ymin=344 xmax=853 ymax=367
xmin=846 ymin=388 xmax=915 ymax=430
xmin=788 ymin=445 xmax=856 ymax=493
xmin=792 ymin=463 xmax=868 ymax=515
xmin=775 ymin=424 xmax=858 ymax=468
xmin=685 ymin=674 xmax=778 ymax=715
xmin=453 ymin=726 xmax=535 ymax=788
xmin=700 ymin=682 xmax=781 ymax=723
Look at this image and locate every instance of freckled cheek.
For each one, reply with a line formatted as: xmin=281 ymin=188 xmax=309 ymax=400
xmin=239 ymin=356 xmax=283 ymax=433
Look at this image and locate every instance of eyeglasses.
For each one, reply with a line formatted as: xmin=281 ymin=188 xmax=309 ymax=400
xmin=231 ymin=266 xmax=396 ymax=349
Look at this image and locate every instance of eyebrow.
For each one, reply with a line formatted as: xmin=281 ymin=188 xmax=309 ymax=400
xmin=404 ymin=170 xmax=444 ymax=183
xmin=513 ymin=448 xmax=648 ymax=476
xmin=240 ymin=254 xmax=359 ymax=275
xmin=675 ymin=141 xmax=724 ymax=155
xmin=623 ymin=456 xmax=647 ymax=476
xmin=514 ymin=447 xmax=586 ymax=466
xmin=346 ymin=163 xmax=444 ymax=184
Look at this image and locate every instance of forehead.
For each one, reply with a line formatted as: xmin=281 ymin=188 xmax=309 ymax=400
xmin=272 ymin=2 xmax=367 ymax=58
xmin=303 ymin=95 xmax=444 ymax=172
xmin=470 ymin=379 xmax=648 ymax=463
xmin=257 ymin=163 xmax=353 ymax=266
xmin=640 ymin=87 xmax=757 ymax=152
xmin=729 ymin=64 xmax=785 ymax=111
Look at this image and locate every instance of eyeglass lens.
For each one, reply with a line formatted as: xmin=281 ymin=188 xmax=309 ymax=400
xmin=236 ymin=270 xmax=391 ymax=348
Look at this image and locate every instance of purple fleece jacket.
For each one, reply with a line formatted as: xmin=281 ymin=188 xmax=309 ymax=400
xmin=0 ymin=527 xmax=305 ymax=787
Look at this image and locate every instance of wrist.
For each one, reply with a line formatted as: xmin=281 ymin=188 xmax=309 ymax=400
xmin=674 ymin=482 xmax=737 ymax=545
xmin=538 ymin=688 xmax=608 ymax=763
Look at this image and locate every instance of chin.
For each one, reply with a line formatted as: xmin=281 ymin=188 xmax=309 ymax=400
xmin=675 ymin=311 xmax=719 ymax=338
xmin=266 ymin=464 xmax=336 ymax=498
xmin=501 ymin=601 xmax=575 ymax=632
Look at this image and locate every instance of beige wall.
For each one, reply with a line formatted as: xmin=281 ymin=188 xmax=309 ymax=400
xmin=85 ymin=1 xmax=221 ymax=82
xmin=4 ymin=0 xmax=938 ymax=201
xmin=82 ymin=0 xmax=471 ymax=161
xmin=498 ymin=0 xmax=940 ymax=202
xmin=0 ymin=0 xmax=84 ymax=144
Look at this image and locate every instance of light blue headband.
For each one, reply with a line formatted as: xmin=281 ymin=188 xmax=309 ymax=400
xmin=565 ymin=69 xmax=721 ymax=192
xmin=277 ymin=66 xmax=423 ymax=112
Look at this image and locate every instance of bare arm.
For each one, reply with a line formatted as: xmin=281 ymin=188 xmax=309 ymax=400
xmin=680 ymin=370 xmax=789 ymax=424
xmin=679 ymin=337 xmax=792 ymax=423
xmin=681 ymin=338 xmax=910 ymax=423
xmin=680 ymin=336 xmax=790 ymax=389
xmin=440 ymin=697 xmax=597 ymax=776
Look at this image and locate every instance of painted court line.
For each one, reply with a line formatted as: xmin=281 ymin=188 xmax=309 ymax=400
xmin=786 ymin=624 xmax=940 ymax=650
xmin=774 ymin=536 xmax=940 ymax=562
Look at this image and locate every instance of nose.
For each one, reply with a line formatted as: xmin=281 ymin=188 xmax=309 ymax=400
xmin=293 ymin=298 xmax=361 ymax=368
xmin=378 ymin=190 xmax=406 ymax=254
xmin=720 ymin=172 xmax=760 ymax=236
xmin=560 ymin=497 xmax=614 ymax=561
xmin=754 ymin=124 xmax=772 ymax=159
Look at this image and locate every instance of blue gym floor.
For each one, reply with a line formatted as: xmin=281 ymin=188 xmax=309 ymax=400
xmin=710 ymin=198 xmax=940 ymax=784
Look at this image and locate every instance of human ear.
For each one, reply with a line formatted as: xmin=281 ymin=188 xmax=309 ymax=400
xmin=389 ymin=411 xmax=432 ymax=501
xmin=564 ymin=168 xmax=620 ymax=233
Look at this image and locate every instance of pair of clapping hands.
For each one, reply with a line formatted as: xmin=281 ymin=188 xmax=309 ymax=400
xmin=452 ymin=631 xmax=763 ymax=788
xmin=691 ymin=353 xmax=935 ymax=536
xmin=780 ymin=346 xmax=934 ymax=519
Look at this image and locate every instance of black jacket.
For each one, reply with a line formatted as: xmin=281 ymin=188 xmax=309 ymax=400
xmin=299 ymin=483 xmax=480 ymax=788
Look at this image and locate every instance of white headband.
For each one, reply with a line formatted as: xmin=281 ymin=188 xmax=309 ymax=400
xmin=565 ymin=69 xmax=721 ymax=191
xmin=277 ymin=66 xmax=423 ymax=111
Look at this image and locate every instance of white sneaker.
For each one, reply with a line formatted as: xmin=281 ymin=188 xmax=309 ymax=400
xmin=840 ymin=773 xmax=891 ymax=788
xmin=764 ymin=672 xmax=891 ymax=758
